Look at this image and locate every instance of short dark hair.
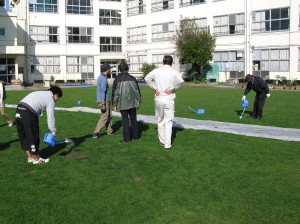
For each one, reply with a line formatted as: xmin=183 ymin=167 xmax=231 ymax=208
xmin=163 ymin=55 xmax=173 ymax=65
xmin=49 ymin=85 xmax=63 ymax=98
xmin=119 ymin=62 xmax=129 ymax=73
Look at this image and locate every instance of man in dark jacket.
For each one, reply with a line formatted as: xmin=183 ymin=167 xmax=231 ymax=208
xmin=112 ymin=62 xmax=141 ymax=143
xmin=242 ymin=74 xmax=270 ymax=119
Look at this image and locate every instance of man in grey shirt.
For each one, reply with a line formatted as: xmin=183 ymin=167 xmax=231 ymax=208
xmin=15 ymin=85 xmax=63 ymax=164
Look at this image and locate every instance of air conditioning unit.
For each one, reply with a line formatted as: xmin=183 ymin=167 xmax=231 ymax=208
xmin=237 ymin=51 xmax=244 ymax=58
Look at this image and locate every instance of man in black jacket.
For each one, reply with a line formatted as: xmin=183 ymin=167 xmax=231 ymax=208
xmin=242 ymin=74 xmax=270 ymax=119
xmin=112 ymin=62 xmax=141 ymax=143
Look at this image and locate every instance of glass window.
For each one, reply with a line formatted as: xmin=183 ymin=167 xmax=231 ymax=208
xmin=100 ymin=37 xmax=122 ymax=52
xmin=67 ymin=56 xmax=94 ymax=79
xmin=127 ymin=0 xmax=146 ymax=16
xmin=0 ymin=28 xmax=5 ymax=37
xmin=29 ymin=0 xmax=58 ymax=13
xmin=66 ymin=0 xmax=93 ymax=14
xmin=152 ymin=22 xmax=174 ymax=41
xmin=252 ymin=7 xmax=289 ymax=32
xmin=99 ymin=9 xmax=121 ymax=25
xmin=127 ymin=26 xmax=147 ymax=43
xmin=30 ymin=26 xmax=59 ymax=43
xmin=213 ymin=13 xmax=244 ymax=36
xmin=66 ymin=27 xmax=93 ymax=43
xmin=31 ymin=56 xmax=60 ymax=74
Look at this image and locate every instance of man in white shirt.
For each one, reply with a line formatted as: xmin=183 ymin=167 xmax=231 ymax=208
xmin=145 ymin=55 xmax=184 ymax=150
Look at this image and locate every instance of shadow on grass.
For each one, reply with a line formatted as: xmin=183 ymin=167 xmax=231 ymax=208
xmin=39 ymin=134 xmax=92 ymax=158
xmin=235 ymin=109 xmax=251 ymax=117
xmin=0 ymin=139 xmax=19 ymax=151
xmin=111 ymin=120 xmax=150 ymax=139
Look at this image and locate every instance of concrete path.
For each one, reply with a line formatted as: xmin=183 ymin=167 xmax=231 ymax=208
xmin=7 ymin=104 xmax=300 ymax=142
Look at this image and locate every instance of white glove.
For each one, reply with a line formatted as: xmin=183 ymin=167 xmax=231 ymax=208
xmin=267 ymin=94 xmax=270 ymax=98
xmin=242 ymin=95 xmax=246 ymax=100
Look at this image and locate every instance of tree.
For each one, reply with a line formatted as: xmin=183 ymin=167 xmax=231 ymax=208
xmin=173 ymin=17 xmax=216 ymax=81
xmin=140 ymin=63 xmax=156 ymax=78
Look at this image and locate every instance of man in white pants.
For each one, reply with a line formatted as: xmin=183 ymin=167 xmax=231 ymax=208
xmin=145 ymin=55 xmax=184 ymax=150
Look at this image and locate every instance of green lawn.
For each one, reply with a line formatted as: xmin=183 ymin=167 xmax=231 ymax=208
xmin=0 ymin=86 xmax=299 ymax=224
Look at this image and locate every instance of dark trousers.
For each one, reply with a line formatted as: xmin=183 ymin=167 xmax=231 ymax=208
xmin=252 ymin=93 xmax=267 ymax=118
xmin=15 ymin=105 xmax=40 ymax=154
xmin=120 ymin=108 xmax=139 ymax=142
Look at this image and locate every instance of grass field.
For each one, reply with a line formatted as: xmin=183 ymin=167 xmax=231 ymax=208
xmin=0 ymin=86 xmax=299 ymax=224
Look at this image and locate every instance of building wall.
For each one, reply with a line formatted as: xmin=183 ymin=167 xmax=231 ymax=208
xmin=3 ymin=0 xmax=300 ymax=83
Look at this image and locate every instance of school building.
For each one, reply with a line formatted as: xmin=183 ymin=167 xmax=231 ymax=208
xmin=1 ymin=0 xmax=300 ymax=84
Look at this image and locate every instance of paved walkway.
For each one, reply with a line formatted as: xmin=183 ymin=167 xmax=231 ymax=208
xmin=7 ymin=104 xmax=300 ymax=142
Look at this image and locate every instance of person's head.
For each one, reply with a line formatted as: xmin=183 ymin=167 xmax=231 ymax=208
xmin=163 ymin=55 xmax=173 ymax=66
xmin=245 ymin=74 xmax=254 ymax=82
xmin=119 ymin=62 xmax=129 ymax=73
xmin=101 ymin=63 xmax=111 ymax=74
xmin=49 ymin=85 xmax=63 ymax=102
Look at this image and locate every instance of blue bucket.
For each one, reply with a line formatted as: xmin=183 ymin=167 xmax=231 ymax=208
xmin=241 ymin=99 xmax=248 ymax=108
xmin=43 ymin=133 xmax=57 ymax=147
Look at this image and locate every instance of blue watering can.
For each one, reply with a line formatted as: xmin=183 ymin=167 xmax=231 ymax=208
xmin=188 ymin=106 xmax=205 ymax=115
xmin=43 ymin=133 xmax=73 ymax=147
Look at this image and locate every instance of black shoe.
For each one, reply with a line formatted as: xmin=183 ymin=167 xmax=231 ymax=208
xmin=249 ymin=115 xmax=256 ymax=119
xmin=93 ymin=133 xmax=100 ymax=139
xmin=255 ymin=116 xmax=262 ymax=120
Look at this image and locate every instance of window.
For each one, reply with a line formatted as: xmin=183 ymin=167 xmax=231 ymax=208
xmin=100 ymin=0 xmax=120 ymax=1
xmin=0 ymin=58 xmax=15 ymax=75
xmin=66 ymin=0 xmax=93 ymax=14
xmin=152 ymin=22 xmax=174 ymax=41
xmin=127 ymin=0 xmax=146 ymax=16
xmin=151 ymin=0 xmax=174 ymax=12
xmin=127 ymin=26 xmax=147 ymax=43
xmin=252 ymin=49 xmax=289 ymax=71
xmin=213 ymin=13 xmax=244 ymax=36
xmin=0 ymin=0 xmax=4 ymax=7
xmin=128 ymin=55 xmax=147 ymax=71
xmin=67 ymin=27 xmax=93 ymax=43
xmin=100 ymin=37 xmax=122 ymax=52
xmin=213 ymin=51 xmax=245 ymax=78
xmin=99 ymin=9 xmax=121 ymax=25
xmin=181 ymin=18 xmax=207 ymax=31
xmin=29 ymin=0 xmax=58 ymax=13
xmin=180 ymin=0 xmax=205 ymax=7
xmin=67 ymin=56 xmax=94 ymax=79
xmin=252 ymin=7 xmax=289 ymax=32
xmin=0 ymin=28 xmax=5 ymax=37
xmin=31 ymin=56 xmax=60 ymax=74
xmin=30 ymin=26 xmax=59 ymax=43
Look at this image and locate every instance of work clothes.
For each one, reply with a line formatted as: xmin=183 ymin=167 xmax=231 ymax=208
xmin=145 ymin=65 xmax=184 ymax=149
xmin=244 ymin=76 xmax=269 ymax=118
xmin=112 ymin=72 xmax=141 ymax=142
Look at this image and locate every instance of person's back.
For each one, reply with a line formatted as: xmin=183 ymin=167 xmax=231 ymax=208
xmin=144 ymin=55 xmax=184 ymax=150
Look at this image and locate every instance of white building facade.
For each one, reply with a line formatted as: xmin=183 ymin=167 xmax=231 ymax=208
xmin=1 ymin=0 xmax=300 ymax=84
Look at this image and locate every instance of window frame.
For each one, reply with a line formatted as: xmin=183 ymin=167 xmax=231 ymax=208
xmin=252 ymin=7 xmax=290 ymax=33
xmin=29 ymin=0 xmax=58 ymax=13
xmin=152 ymin=22 xmax=175 ymax=41
xmin=66 ymin=0 xmax=93 ymax=15
xmin=100 ymin=36 xmax=122 ymax=52
xmin=30 ymin=56 xmax=60 ymax=74
xmin=99 ymin=9 xmax=121 ymax=25
xmin=66 ymin=27 xmax=94 ymax=43
xmin=66 ymin=56 xmax=94 ymax=79
xmin=127 ymin=26 xmax=147 ymax=43
xmin=213 ymin=13 xmax=245 ymax=36
xmin=29 ymin=26 xmax=59 ymax=43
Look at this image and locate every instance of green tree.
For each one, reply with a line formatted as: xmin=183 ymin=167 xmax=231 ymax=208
xmin=173 ymin=17 xmax=216 ymax=81
xmin=140 ymin=63 xmax=156 ymax=78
